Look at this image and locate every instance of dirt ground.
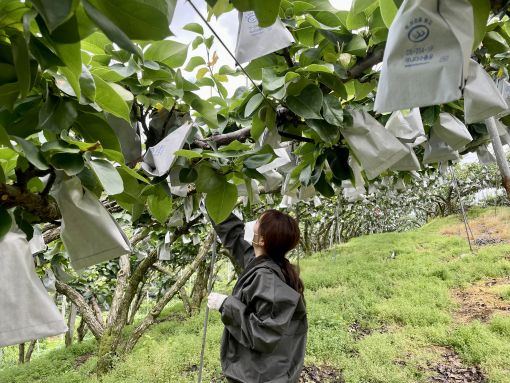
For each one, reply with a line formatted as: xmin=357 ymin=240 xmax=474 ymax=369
xmin=298 ymin=365 xmax=344 ymax=383
xmin=452 ymin=277 xmax=510 ymax=323
xmin=441 ymin=212 xmax=510 ymax=247
xmin=426 ymin=347 xmax=486 ymax=383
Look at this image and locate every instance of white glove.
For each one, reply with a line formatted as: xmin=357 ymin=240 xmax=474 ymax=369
xmin=207 ymin=292 xmax=228 ymax=310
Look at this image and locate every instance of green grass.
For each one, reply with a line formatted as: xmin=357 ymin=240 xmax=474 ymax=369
xmin=2 ymin=207 xmax=510 ymax=382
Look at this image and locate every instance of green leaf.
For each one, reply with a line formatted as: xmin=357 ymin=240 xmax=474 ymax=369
xmin=31 ymin=0 xmax=74 ymax=32
xmin=262 ymin=68 xmax=285 ymax=91
xmin=0 ymin=163 xmax=5 ymax=183
xmin=305 ymin=119 xmax=339 ymax=145
xmin=147 ymin=184 xmax=173 ymax=224
xmin=0 ymin=122 xmax=12 ymax=148
xmin=183 ymin=22 xmax=204 ymax=35
xmin=253 ymin=0 xmax=281 ymax=28
xmin=196 ymin=164 xmax=224 ymax=193
xmin=219 ymin=140 xmax=252 ymax=152
xmin=39 ymin=13 xmax=81 ymax=44
xmin=0 ymin=82 xmax=19 ymax=110
xmin=206 ymin=181 xmax=238 ymax=224
xmin=208 ymin=0 xmax=232 ymax=19
xmin=286 ymin=84 xmax=323 ymax=119
xmin=91 ymin=74 xmax=131 ymax=122
xmin=244 ymin=152 xmax=275 ymax=168
xmin=87 ymin=0 xmax=176 ymax=40
xmin=191 ymin=98 xmax=218 ymax=128
xmin=244 ymin=93 xmax=264 ymax=118
xmin=10 ymin=33 xmax=31 ymax=98
xmin=470 ymin=0 xmax=490 ymax=51
xmin=351 ymin=0 xmax=378 ymax=15
xmin=38 ymin=96 xmax=78 ymax=134
xmin=41 ymin=140 xmax=80 ymax=154
xmin=251 ymin=110 xmax=266 ymax=140
xmin=379 ymin=0 xmax=398 ymax=28
xmin=57 ymin=67 xmax=81 ymax=98
xmin=346 ymin=9 xmax=366 ymax=30
xmin=0 ymin=63 xmax=17 ymax=85
xmin=50 ymin=153 xmax=85 ymax=176
xmin=232 ymin=0 xmax=251 ymax=11
xmin=174 ymin=149 xmax=203 ymax=159
xmin=345 ymin=35 xmax=367 ymax=57
xmin=314 ymin=172 xmax=334 ymax=197
xmin=82 ymin=0 xmax=141 ymax=58
xmin=353 ymin=79 xmax=376 ymax=100
xmin=80 ymin=66 xmax=96 ymax=101
xmin=179 ymin=167 xmax=197 ymax=183
xmin=87 ymin=156 xmax=124 ymax=195
xmin=326 ymin=146 xmax=351 ymax=182
xmin=318 ymin=73 xmax=347 ymax=99
xmin=144 ymin=40 xmax=189 ymax=68
xmin=29 ymin=37 xmax=65 ymax=70
xmin=322 ymin=95 xmax=344 ymax=126
xmin=483 ymin=31 xmax=509 ymax=55
xmin=119 ymin=163 xmax=149 ymax=184
xmin=0 ymin=206 xmax=12 ymax=239
xmin=0 ymin=0 xmax=28 ymax=30
xmin=61 ymin=130 xmax=102 ymax=151
xmin=184 ymin=56 xmax=206 ymax=72
xmin=298 ymin=64 xmax=334 ymax=74
xmin=54 ymin=42 xmax=82 ymax=98
xmin=14 ymin=137 xmax=49 ymax=170
xmin=73 ymin=112 xmax=122 ymax=152
xmin=265 ymin=105 xmax=276 ymax=129
xmin=191 ymin=36 xmax=203 ymax=50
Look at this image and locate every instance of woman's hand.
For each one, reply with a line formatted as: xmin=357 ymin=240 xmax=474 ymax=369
xmin=207 ymin=292 xmax=228 ymax=310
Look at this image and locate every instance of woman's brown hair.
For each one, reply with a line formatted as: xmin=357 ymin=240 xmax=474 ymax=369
xmin=258 ymin=209 xmax=304 ymax=296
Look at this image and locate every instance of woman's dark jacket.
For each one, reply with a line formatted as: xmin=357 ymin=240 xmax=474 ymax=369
xmin=213 ymin=214 xmax=308 ymax=383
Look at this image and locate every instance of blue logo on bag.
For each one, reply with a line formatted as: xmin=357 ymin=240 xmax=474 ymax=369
xmin=408 ymin=25 xmax=429 ymax=42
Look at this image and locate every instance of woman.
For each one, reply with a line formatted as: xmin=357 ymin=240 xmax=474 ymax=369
xmin=208 ymin=210 xmax=308 ymax=383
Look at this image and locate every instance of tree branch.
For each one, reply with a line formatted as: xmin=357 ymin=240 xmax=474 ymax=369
xmin=0 ymin=183 xmax=60 ymax=222
xmin=55 ymin=280 xmax=104 ymax=340
xmin=346 ymin=45 xmax=385 ymax=80
xmin=276 ymin=47 xmax=294 ymax=67
xmin=192 ymin=127 xmax=252 ymax=149
xmin=122 ymin=230 xmax=216 ymax=353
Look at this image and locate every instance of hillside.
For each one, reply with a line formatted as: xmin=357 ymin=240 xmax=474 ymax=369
xmin=1 ymin=208 xmax=510 ymax=383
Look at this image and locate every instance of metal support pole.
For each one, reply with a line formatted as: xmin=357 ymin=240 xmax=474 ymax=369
xmin=197 ymin=237 xmax=217 ymax=383
xmin=486 ymin=117 xmax=510 ymax=199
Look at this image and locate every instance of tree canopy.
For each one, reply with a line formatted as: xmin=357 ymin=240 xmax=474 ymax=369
xmin=0 ymin=0 xmax=509 ymax=232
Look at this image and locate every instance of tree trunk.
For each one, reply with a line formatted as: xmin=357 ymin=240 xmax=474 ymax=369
xmin=95 ymin=248 xmax=161 ymax=375
xmin=178 ymin=288 xmax=193 ymax=317
xmin=122 ymin=231 xmax=215 ymax=354
xmin=190 ymin=258 xmax=210 ymax=312
xmin=127 ymin=281 xmax=146 ymax=325
xmin=89 ymin=294 xmax=104 ymax=326
xmin=18 ymin=343 xmax=25 ymax=364
xmin=107 ymin=255 xmax=131 ymax=327
xmin=77 ymin=316 xmax=88 ymax=342
xmin=486 ymin=117 xmax=510 ymax=199
xmin=25 ymin=340 xmax=37 ymax=362
xmin=65 ymin=304 xmax=78 ymax=347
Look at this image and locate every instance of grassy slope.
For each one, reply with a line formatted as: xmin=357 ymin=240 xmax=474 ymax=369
xmin=2 ymin=208 xmax=510 ymax=383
